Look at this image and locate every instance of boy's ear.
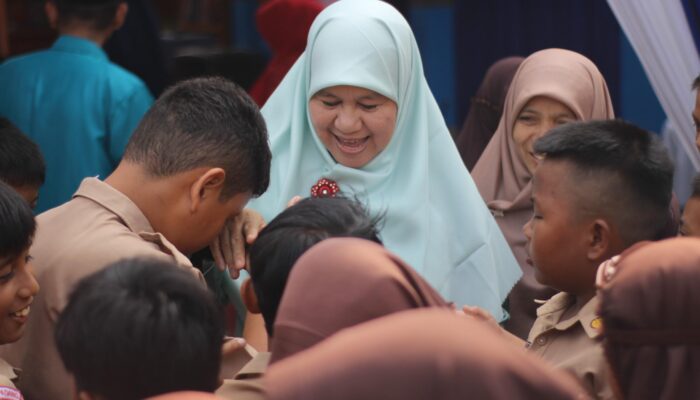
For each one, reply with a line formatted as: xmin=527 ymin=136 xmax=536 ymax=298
xmin=189 ymin=168 xmax=226 ymax=213
xmin=586 ymin=219 xmax=612 ymax=261
xmin=241 ymin=278 xmax=261 ymax=314
xmin=111 ymin=2 xmax=129 ymax=31
xmin=45 ymin=1 xmax=59 ymax=29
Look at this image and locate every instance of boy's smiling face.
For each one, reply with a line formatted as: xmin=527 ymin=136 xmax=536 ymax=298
xmin=0 ymin=246 xmax=40 ymax=344
xmin=523 ymin=159 xmax=597 ymax=295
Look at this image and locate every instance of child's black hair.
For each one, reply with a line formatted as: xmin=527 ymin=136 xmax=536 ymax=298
xmin=534 ymin=119 xmax=674 ymax=245
xmin=249 ymin=196 xmax=382 ymax=335
xmin=55 ymin=258 xmax=223 ymax=400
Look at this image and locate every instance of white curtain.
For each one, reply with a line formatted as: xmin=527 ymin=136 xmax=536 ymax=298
xmin=607 ymin=0 xmax=700 ymax=170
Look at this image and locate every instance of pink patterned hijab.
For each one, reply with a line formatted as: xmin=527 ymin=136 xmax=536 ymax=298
xmin=471 ymin=48 xmax=614 ymax=337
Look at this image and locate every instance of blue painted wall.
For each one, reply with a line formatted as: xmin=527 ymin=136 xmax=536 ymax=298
xmin=410 ymin=5 xmax=457 ymax=127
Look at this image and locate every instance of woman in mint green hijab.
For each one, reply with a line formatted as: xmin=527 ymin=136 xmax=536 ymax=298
xmin=249 ymin=0 xmax=521 ymax=320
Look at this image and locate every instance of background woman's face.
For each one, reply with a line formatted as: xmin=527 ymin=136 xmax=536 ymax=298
xmin=309 ymin=85 xmax=398 ymax=169
xmin=512 ymin=96 xmax=576 ymax=174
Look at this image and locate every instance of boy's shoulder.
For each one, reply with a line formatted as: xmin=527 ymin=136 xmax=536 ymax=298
xmin=531 ymin=292 xmax=602 ymax=340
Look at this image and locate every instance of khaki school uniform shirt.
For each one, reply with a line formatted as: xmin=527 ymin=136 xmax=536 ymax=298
xmin=0 ymin=357 xmax=22 ymax=399
xmin=527 ymin=292 xmax=613 ymax=400
xmin=0 ymin=178 xmax=204 ymax=400
xmin=216 ymin=351 xmax=270 ymax=400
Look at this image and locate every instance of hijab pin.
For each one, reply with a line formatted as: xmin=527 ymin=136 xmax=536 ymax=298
xmin=311 ymin=178 xmax=340 ymax=198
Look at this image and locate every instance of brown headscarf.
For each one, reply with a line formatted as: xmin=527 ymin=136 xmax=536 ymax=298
xmin=269 ymin=238 xmax=449 ymax=364
xmin=471 ymin=48 xmax=615 ymax=338
xmin=599 ymin=237 xmax=700 ymax=400
xmin=147 ymin=392 xmax=223 ymax=400
xmin=456 ymin=56 xmax=524 ymax=170
xmin=265 ymin=309 xmax=589 ymax=400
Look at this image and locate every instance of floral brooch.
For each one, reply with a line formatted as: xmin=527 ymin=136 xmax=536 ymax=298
xmin=310 ymin=178 xmax=340 ymax=198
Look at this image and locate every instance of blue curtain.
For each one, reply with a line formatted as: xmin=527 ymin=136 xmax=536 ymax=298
xmin=454 ymin=0 xmax=621 ymax=127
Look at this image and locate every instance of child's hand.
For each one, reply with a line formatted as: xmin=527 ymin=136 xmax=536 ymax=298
xmin=210 ymin=209 xmax=266 ymax=278
xmin=461 ymin=305 xmax=502 ymax=333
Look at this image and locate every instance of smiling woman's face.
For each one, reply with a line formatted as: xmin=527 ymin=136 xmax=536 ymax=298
xmin=512 ymin=96 xmax=576 ymax=174
xmin=309 ymin=85 xmax=398 ymax=169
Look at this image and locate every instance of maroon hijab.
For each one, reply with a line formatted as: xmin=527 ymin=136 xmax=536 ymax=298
xmin=269 ymin=238 xmax=449 ymax=364
xmin=599 ymin=237 xmax=700 ymax=400
xmin=266 ymin=309 xmax=589 ymax=400
xmin=455 ymin=56 xmax=524 ymax=170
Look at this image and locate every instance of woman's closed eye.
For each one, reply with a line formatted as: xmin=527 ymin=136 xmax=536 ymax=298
xmin=516 ymin=114 xmax=537 ymax=124
xmin=358 ymin=102 xmax=379 ymax=111
xmin=321 ymin=100 xmax=341 ymax=107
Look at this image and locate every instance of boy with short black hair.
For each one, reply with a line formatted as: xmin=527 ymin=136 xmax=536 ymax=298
xmin=0 ymin=76 xmax=271 ymax=400
xmin=0 ymin=0 xmax=153 ymax=212
xmin=216 ymin=196 xmax=381 ymax=397
xmin=0 ymin=182 xmax=40 ymax=397
xmin=466 ymin=119 xmax=674 ymax=400
xmin=680 ymin=174 xmax=700 ymax=237
xmin=0 ymin=117 xmax=46 ymax=208
xmin=55 ymin=258 xmax=223 ymax=400
xmin=249 ymin=196 xmax=382 ymax=336
xmin=523 ymin=119 xmax=673 ymax=399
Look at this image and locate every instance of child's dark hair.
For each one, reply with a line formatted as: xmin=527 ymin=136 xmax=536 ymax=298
xmin=54 ymin=258 xmax=223 ymax=400
xmin=534 ymin=119 xmax=674 ymax=245
xmin=52 ymin=0 xmax=122 ymax=31
xmin=249 ymin=196 xmax=382 ymax=335
xmin=123 ymin=77 xmax=271 ymax=199
xmin=0 ymin=181 xmax=35 ymax=259
xmin=0 ymin=117 xmax=45 ymax=189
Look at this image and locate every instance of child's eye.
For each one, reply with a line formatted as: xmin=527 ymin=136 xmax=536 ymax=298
xmin=0 ymin=267 xmax=16 ymax=283
xmin=25 ymin=254 xmax=33 ymax=263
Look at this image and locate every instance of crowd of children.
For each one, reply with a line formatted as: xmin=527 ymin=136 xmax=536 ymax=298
xmin=1 ymin=1 xmax=699 ymax=400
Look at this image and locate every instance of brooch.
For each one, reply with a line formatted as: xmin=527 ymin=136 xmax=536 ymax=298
xmin=310 ymin=178 xmax=340 ymax=198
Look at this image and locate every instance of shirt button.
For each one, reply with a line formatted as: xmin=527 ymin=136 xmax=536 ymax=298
xmin=536 ymin=336 xmax=547 ymax=346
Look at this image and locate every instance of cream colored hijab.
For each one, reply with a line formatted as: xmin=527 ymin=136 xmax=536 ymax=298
xmin=472 ymin=48 xmax=614 ymax=266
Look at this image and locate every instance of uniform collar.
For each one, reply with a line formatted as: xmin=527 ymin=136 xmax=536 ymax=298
xmin=536 ymin=292 xmax=602 ymax=339
xmin=73 ymin=177 xmax=155 ymax=235
xmin=51 ymin=35 xmax=108 ymax=61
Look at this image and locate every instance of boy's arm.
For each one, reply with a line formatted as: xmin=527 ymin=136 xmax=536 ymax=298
xmin=462 ymin=306 xmax=528 ymax=349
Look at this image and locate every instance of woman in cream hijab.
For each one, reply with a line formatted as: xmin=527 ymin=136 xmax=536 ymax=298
xmin=472 ymin=48 xmax=615 ymax=337
xmin=249 ymin=0 xmax=521 ymax=319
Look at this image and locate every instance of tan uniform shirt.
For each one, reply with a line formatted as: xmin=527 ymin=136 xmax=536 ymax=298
xmin=0 ymin=357 xmax=22 ymax=399
xmin=216 ymin=352 xmax=269 ymax=400
xmin=0 ymin=178 xmax=204 ymax=400
xmin=527 ymin=292 xmax=613 ymax=400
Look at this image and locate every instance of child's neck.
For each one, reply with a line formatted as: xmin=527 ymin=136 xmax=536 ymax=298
xmin=59 ymin=26 xmax=111 ymax=47
xmin=574 ymin=290 xmax=595 ymax=308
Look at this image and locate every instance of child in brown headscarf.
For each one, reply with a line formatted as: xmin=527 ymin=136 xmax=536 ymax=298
xmin=471 ymin=49 xmax=615 ymax=339
xmin=268 ymin=237 xmax=449 ymax=364
xmin=265 ymin=309 xmax=589 ymax=400
xmin=467 ymin=119 xmax=674 ymax=400
xmin=598 ymin=237 xmax=700 ymax=400
xmin=455 ymin=56 xmax=524 ymax=170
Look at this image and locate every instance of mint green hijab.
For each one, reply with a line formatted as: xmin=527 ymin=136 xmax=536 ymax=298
xmin=249 ymin=0 xmax=520 ymax=319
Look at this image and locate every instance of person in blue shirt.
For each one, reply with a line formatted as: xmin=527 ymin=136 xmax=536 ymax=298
xmin=0 ymin=0 xmax=154 ymax=212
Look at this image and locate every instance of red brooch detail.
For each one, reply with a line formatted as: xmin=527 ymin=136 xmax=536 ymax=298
xmin=310 ymin=178 xmax=340 ymax=198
